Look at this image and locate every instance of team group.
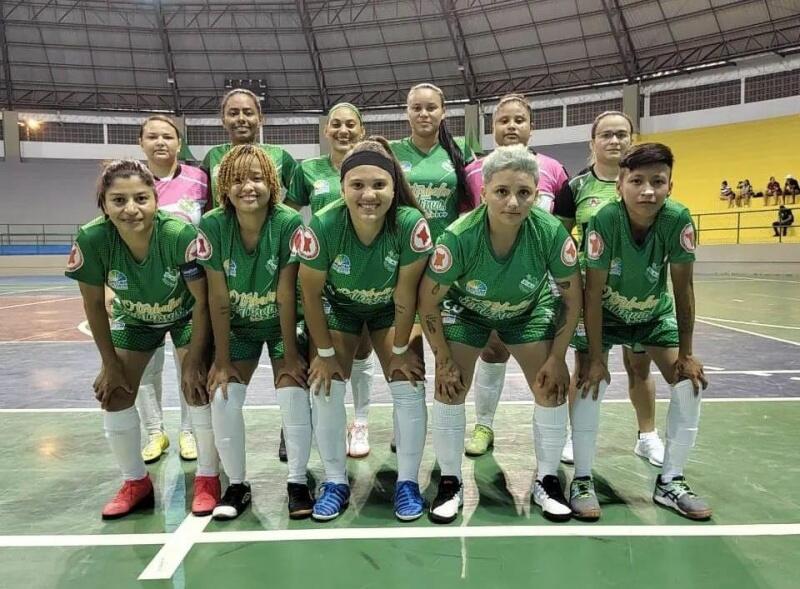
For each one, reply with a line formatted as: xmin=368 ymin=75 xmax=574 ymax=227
xmin=65 ymin=83 xmax=711 ymax=526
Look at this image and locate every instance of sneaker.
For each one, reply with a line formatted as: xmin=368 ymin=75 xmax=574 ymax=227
xmin=212 ymin=482 xmax=252 ymax=521
xmin=653 ymin=476 xmax=712 ymax=520
xmin=179 ymin=430 xmax=198 ymax=461
xmin=312 ymin=482 xmax=350 ymax=521
xmin=569 ymin=476 xmax=601 ymax=521
xmin=533 ymin=475 xmax=572 ymax=522
xmin=465 ymin=424 xmax=494 ymax=457
xmin=101 ymin=475 xmax=154 ymax=520
xmin=191 ymin=475 xmax=221 ymax=516
xmin=390 ymin=435 xmax=397 ymax=454
xmin=278 ymin=429 xmax=288 ymax=463
xmin=287 ymin=482 xmax=314 ymax=520
xmin=394 ymin=480 xmax=425 ymax=521
xmin=141 ymin=431 xmax=169 ymax=464
xmin=635 ymin=430 xmax=665 ymax=467
xmin=347 ymin=423 xmax=370 ymax=458
xmin=428 ymin=476 xmax=463 ymax=524
xmin=560 ymin=429 xmax=574 ymax=465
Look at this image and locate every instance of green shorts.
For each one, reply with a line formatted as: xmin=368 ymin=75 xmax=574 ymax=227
xmin=324 ymin=296 xmax=395 ymax=336
xmin=229 ymin=321 xmax=308 ymax=362
xmin=441 ymin=296 xmax=560 ymax=348
xmin=110 ymin=316 xmax=192 ymax=352
xmin=572 ymin=314 xmax=678 ymax=353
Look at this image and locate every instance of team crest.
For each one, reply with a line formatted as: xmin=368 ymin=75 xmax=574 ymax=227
xmin=332 ymin=254 xmax=351 ymax=275
xmin=586 ymin=231 xmax=604 ymax=261
xmin=561 ymin=237 xmax=578 ymax=266
xmin=466 ymin=280 xmax=487 ymax=297
xmin=162 ymin=268 xmax=179 ymax=288
xmin=194 ymin=231 xmax=212 ymax=261
xmin=610 ymin=257 xmax=623 ymax=276
xmin=646 ymin=263 xmax=661 ymax=284
xmin=680 ymin=223 xmax=696 ymax=252
xmin=384 ymin=251 xmax=399 ymax=272
xmin=265 ymin=256 xmax=278 ymax=274
xmin=66 ymin=242 xmax=84 ymax=272
xmin=223 ymin=259 xmax=237 ymax=278
xmin=290 ymin=226 xmax=304 ymax=256
xmin=411 ymin=218 xmax=433 ymax=253
xmin=296 ymin=227 xmax=320 ymax=261
xmin=429 ymin=244 xmax=453 ymax=273
xmin=313 ymin=179 xmax=330 ymax=195
xmin=107 ymin=270 xmax=128 ymax=291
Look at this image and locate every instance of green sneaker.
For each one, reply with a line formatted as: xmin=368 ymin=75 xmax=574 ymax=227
xmin=465 ymin=424 xmax=494 ymax=457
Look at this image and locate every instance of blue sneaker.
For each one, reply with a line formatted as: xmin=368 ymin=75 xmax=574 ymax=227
xmin=394 ymin=480 xmax=425 ymax=521
xmin=312 ymin=482 xmax=350 ymax=521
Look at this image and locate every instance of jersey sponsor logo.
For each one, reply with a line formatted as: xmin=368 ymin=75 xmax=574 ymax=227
xmin=162 ymin=268 xmax=179 ymax=288
xmin=646 ymin=263 xmax=661 ymax=284
xmin=313 ymin=179 xmax=330 ymax=195
xmin=610 ymin=257 xmax=623 ymax=276
xmin=411 ymin=218 xmax=433 ymax=252
xmin=384 ymin=251 xmax=399 ymax=272
xmin=195 ymin=230 xmax=212 ymax=261
xmin=458 ymin=295 xmax=532 ymax=321
xmin=230 ymin=289 xmax=278 ymax=321
xmin=107 ymin=270 xmax=128 ymax=291
xmin=265 ymin=256 xmax=278 ymax=275
xmin=680 ymin=223 xmax=696 ymax=252
xmin=290 ymin=226 xmax=304 ymax=256
xmin=336 ymin=286 xmax=394 ymax=306
xmin=66 ymin=242 xmax=84 ymax=272
xmin=561 ymin=237 xmax=578 ymax=266
xmin=602 ymin=286 xmax=660 ymax=324
xmin=429 ymin=244 xmax=452 ymax=273
xmin=519 ymin=274 xmax=542 ymax=294
xmin=586 ymin=231 xmax=604 ymax=261
xmin=110 ymin=318 xmax=126 ymax=331
xmin=332 ymin=254 xmax=351 ymax=275
xmin=440 ymin=300 xmax=464 ymax=325
xmin=223 ymin=259 xmax=237 ymax=278
xmin=465 ymin=279 xmax=487 ymax=297
xmin=401 ymin=161 xmax=412 ymax=173
xmin=296 ymin=227 xmax=320 ymax=260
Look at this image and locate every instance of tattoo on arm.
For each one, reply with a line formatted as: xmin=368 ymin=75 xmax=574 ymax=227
xmin=556 ymin=280 xmax=571 ymax=291
xmin=431 ymin=283 xmax=441 ymax=296
xmin=395 ymin=303 xmax=408 ymax=314
xmin=424 ymin=314 xmax=438 ymax=335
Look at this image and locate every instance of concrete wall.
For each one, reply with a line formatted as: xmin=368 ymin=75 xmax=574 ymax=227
xmin=694 ymin=244 xmax=800 ymax=275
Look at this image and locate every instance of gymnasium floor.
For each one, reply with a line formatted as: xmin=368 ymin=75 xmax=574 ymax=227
xmin=0 ymin=274 xmax=798 ymax=588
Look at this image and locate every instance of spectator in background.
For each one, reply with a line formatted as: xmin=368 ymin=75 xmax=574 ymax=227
xmin=720 ymin=180 xmax=735 ymax=208
xmin=766 ymin=176 xmax=782 ymax=206
xmin=773 ymin=205 xmax=794 ymax=237
xmin=736 ymin=180 xmax=751 ymax=208
xmin=784 ymin=175 xmax=800 ymax=205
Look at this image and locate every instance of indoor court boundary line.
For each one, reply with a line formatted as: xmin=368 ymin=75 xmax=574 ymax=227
xmin=138 ymin=515 xmax=211 ymax=581
xmin=697 ymin=318 xmax=800 ymax=347
xmin=697 ymin=316 xmax=800 ymax=330
xmin=0 ymin=296 xmax=80 ymax=311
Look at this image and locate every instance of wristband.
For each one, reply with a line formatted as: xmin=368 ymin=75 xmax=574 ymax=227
xmin=392 ymin=344 xmax=409 ymax=355
xmin=317 ymin=347 xmax=336 ymax=358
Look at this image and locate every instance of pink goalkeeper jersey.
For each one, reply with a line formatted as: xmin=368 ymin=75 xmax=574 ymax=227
xmin=464 ymin=150 xmax=569 ymax=214
xmin=155 ymin=164 xmax=209 ymax=227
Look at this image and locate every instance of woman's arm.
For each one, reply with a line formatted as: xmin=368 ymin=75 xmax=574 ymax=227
xmin=417 ymin=274 xmax=464 ymax=399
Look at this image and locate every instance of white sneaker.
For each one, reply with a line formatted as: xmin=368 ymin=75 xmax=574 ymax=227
xmin=560 ymin=429 xmax=574 ymax=464
xmin=347 ymin=423 xmax=370 ymax=458
xmin=533 ymin=475 xmax=572 ymax=522
xmin=428 ymin=476 xmax=463 ymax=524
xmin=634 ymin=430 xmax=665 ymax=467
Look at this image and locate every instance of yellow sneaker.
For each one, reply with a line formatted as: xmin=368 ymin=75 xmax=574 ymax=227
xmin=142 ymin=431 xmax=169 ymax=464
xmin=179 ymin=430 xmax=197 ymax=461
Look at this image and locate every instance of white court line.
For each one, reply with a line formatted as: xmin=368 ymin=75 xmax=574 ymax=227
xmin=0 ymin=296 xmax=80 ymax=311
xmin=791 ymin=377 xmax=800 ymax=382
xmin=0 ymin=533 xmax=170 ymax=547
xmin=733 ymin=277 xmax=800 ymax=285
xmin=0 ymin=340 xmax=93 ymax=345
xmin=697 ymin=316 xmax=800 ymax=330
xmin=697 ymin=318 xmax=800 ymax=347
xmin=0 ymin=286 xmax=74 ymax=297
xmin=138 ymin=515 xmax=211 ymax=581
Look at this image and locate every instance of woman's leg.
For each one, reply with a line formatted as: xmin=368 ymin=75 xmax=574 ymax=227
xmin=466 ymin=332 xmax=510 ymax=456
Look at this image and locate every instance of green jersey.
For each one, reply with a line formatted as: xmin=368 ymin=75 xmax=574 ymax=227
xmin=297 ymin=201 xmax=433 ymax=314
xmin=427 ymin=205 xmax=578 ymax=321
xmin=585 ymin=199 xmax=696 ymax=326
xmin=286 ymin=155 xmax=341 ymax=213
xmin=553 ymin=167 xmax=618 ymax=255
xmin=65 ymin=211 xmax=198 ymax=326
xmin=389 ymin=137 xmax=475 ymax=240
xmin=202 ymin=143 xmax=299 ymax=206
xmin=197 ymin=204 xmax=302 ymax=332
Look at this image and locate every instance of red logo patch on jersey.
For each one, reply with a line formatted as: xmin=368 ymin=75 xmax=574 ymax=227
xmin=561 ymin=237 xmax=577 ymax=266
xmin=680 ymin=223 xmax=696 ymax=253
xmin=297 ymin=227 xmax=320 ymax=261
xmin=66 ymin=242 xmax=84 ymax=272
xmin=194 ymin=231 xmax=213 ymax=261
xmin=290 ymin=226 xmax=304 ymax=256
xmin=411 ymin=218 xmax=433 ymax=253
xmin=587 ymin=230 xmax=604 ymax=261
xmin=429 ymin=244 xmax=452 ymax=273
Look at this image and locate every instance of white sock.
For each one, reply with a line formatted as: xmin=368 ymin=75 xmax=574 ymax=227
xmin=174 ymin=350 xmax=193 ymax=432
xmin=210 ymin=383 xmax=247 ymax=484
xmin=431 ymin=399 xmax=465 ymax=481
xmin=104 ymin=407 xmax=147 ymax=480
xmin=474 ymin=358 xmax=507 ymax=429
xmin=188 ymin=404 xmax=219 ymax=477
xmin=135 ymin=347 xmax=164 ymax=436
xmin=571 ymin=382 xmax=607 ymax=478
xmin=662 ymin=380 xmax=702 ymax=482
xmin=533 ymin=402 xmax=568 ymax=479
xmin=278 ymin=386 xmax=312 ymax=484
xmin=311 ymin=380 xmax=347 ymax=485
xmin=389 ymin=381 xmax=427 ymax=483
xmin=350 ymin=355 xmax=374 ymax=425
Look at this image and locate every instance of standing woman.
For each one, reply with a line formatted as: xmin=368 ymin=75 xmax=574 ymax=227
xmin=66 ymin=160 xmax=218 ymax=519
xmin=286 ymin=103 xmax=377 ymax=458
xmin=297 ymin=137 xmax=433 ymax=522
xmin=198 ymin=145 xmax=309 ymax=520
xmin=134 ymin=115 xmax=210 ymax=464
xmin=460 ymin=94 xmax=571 ymax=456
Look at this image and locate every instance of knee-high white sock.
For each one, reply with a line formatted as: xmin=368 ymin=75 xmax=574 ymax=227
xmin=350 ymin=355 xmax=374 ymax=425
xmin=431 ymin=399 xmax=465 ymax=481
xmin=104 ymin=407 xmax=147 ymax=481
xmin=278 ymin=386 xmax=312 ymax=484
xmin=188 ymin=404 xmax=219 ymax=477
xmin=571 ymin=382 xmax=607 ymax=478
xmin=174 ymin=350 xmax=193 ymax=433
xmin=136 ymin=347 xmax=165 ymax=435
xmin=662 ymin=380 xmax=702 ymax=482
xmin=474 ymin=359 xmax=507 ymax=429
xmin=211 ymin=383 xmax=247 ymax=484
xmin=389 ymin=381 xmax=427 ymax=483
xmin=533 ymin=402 xmax=568 ymax=479
xmin=311 ymin=380 xmax=347 ymax=485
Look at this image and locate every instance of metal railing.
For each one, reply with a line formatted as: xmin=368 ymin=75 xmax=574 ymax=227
xmin=0 ymin=224 xmax=82 ymax=250
xmin=693 ymin=208 xmax=797 ymax=245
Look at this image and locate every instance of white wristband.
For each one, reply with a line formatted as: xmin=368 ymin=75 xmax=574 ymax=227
xmin=317 ymin=347 xmax=336 ymax=358
xmin=392 ymin=344 xmax=409 ymax=355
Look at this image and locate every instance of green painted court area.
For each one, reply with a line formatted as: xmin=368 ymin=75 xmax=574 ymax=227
xmin=1 ymin=401 xmax=798 ymax=588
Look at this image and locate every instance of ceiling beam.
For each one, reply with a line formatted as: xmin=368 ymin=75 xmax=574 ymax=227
xmin=438 ymin=0 xmax=477 ymax=101
xmin=600 ymin=0 xmax=639 ymax=79
xmin=295 ymin=0 xmax=329 ymax=111
xmin=0 ymin=3 xmax=13 ymax=108
xmin=154 ymin=0 xmax=182 ymax=114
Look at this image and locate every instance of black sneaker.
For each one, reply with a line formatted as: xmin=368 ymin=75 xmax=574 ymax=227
xmin=428 ymin=476 xmax=463 ymax=524
xmin=532 ymin=475 xmax=572 ymax=522
xmin=278 ymin=429 xmax=288 ymax=462
xmin=212 ymin=482 xmax=252 ymax=521
xmin=287 ymin=483 xmax=314 ymax=520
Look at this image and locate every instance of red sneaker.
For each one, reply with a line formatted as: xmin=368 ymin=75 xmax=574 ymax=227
xmin=101 ymin=475 xmax=154 ymax=520
xmin=192 ymin=475 xmax=221 ymax=516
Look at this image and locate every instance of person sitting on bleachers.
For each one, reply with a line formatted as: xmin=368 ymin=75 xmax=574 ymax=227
xmin=773 ymin=205 xmax=794 ymax=238
xmin=736 ymin=180 xmax=752 ymax=208
xmin=766 ymin=176 xmax=782 ymax=206
xmin=720 ymin=180 xmax=735 ymax=208
xmin=784 ymin=175 xmax=800 ymax=205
